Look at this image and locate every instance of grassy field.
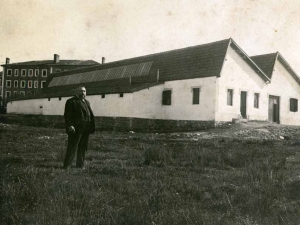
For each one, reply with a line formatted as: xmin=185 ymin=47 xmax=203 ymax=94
xmin=1 ymin=123 xmax=300 ymax=225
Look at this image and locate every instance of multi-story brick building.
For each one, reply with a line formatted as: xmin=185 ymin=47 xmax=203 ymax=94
xmin=0 ymin=55 xmax=99 ymax=111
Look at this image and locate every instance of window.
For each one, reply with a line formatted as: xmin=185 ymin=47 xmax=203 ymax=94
xmin=48 ymin=98 xmax=51 ymax=101
xmin=14 ymin=69 xmax=19 ymax=76
xmin=119 ymin=93 xmax=124 ymax=98
xmin=192 ymin=88 xmax=200 ymax=105
xmin=162 ymin=90 xmax=172 ymax=105
xmin=7 ymin=69 xmax=12 ymax=76
xmin=56 ymin=69 xmax=61 ymax=73
xmin=101 ymin=94 xmax=105 ymax=98
xmin=254 ymin=93 xmax=259 ymax=108
xmin=34 ymin=81 xmax=38 ymax=88
xmin=20 ymin=80 xmax=26 ymax=88
xmin=41 ymin=81 xmax=46 ymax=88
xmin=227 ymin=89 xmax=233 ymax=106
xmin=35 ymin=69 xmax=39 ymax=77
xmin=13 ymin=91 xmax=18 ymax=96
xmin=290 ymin=98 xmax=298 ymax=112
xmin=6 ymin=91 xmax=11 ymax=97
xmin=42 ymin=69 xmax=47 ymax=77
xmin=6 ymin=80 xmax=11 ymax=88
xmin=20 ymin=91 xmax=25 ymax=96
xmin=59 ymin=97 xmax=62 ymax=101
xmin=14 ymin=80 xmax=18 ymax=88
xmin=28 ymin=69 xmax=33 ymax=77
xmin=28 ymin=80 xmax=32 ymax=88
xmin=21 ymin=69 xmax=26 ymax=77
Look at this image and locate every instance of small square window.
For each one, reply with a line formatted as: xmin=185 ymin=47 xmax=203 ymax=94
xmin=34 ymin=81 xmax=38 ymax=88
xmin=101 ymin=94 xmax=105 ymax=98
xmin=290 ymin=98 xmax=298 ymax=112
xmin=28 ymin=69 xmax=33 ymax=77
xmin=42 ymin=69 xmax=47 ymax=77
xmin=6 ymin=80 xmax=11 ymax=88
xmin=20 ymin=81 xmax=26 ymax=88
xmin=162 ymin=90 xmax=172 ymax=105
xmin=35 ymin=69 xmax=39 ymax=77
xmin=7 ymin=69 xmax=12 ymax=76
xmin=227 ymin=89 xmax=233 ymax=106
xmin=192 ymin=88 xmax=200 ymax=105
xmin=21 ymin=69 xmax=26 ymax=77
xmin=119 ymin=93 xmax=124 ymax=98
xmin=48 ymin=98 xmax=51 ymax=101
xmin=254 ymin=93 xmax=259 ymax=108
xmin=41 ymin=81 xmax=46 ymax=88
xmin=28 ymin=81 xmax=32 ymax=88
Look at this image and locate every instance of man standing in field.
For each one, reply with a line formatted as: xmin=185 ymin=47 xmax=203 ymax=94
xmin=63 ymin=86 xmax=95 ymax=169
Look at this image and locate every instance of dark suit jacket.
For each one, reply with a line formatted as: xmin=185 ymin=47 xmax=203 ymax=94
xmin=64 ymin=96 xmax=95 ymax=134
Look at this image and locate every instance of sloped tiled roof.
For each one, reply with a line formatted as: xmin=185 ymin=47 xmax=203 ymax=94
xmin=49 ymin=39 xmax=231 ymax=85
xmin=250 ymin=53 xmax=277 ymax=79
xmin=2 ymin=60 xmax=99 ymax=66
xmin=10 ymin=38 xmax=271 ymax=101
xmin=11 ymin=79 xmax=163 ymax=101
xmin=43 ymin=39 xmax=232 ymax=96
xmin=48 ymin=61 xmax=153 ymax=87
xmin=251 ymin=52 xmax=300 ymax=85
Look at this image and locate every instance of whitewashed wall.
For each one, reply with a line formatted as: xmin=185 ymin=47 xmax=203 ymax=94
xmin=267 ymin=60 xmax=300 ymax=125
xmin=6 ymin=77 xmax=217 ymax=121
xmin=161 ymin=77 xmax=217 ymax=120
xmin=216 ymin=45 xmax=300 ymax=125
xmin=216 ymin=45 xmax=267 ymax=122
xmin=131 ymin=85 xmax=165 ymax=119
xmin=89 ymin=93 xmax=133 ymax=117
xmin=7 ymin=98 xmax=44 ymax=114
xmin=42 ymin=97 xmax=68 ymax=115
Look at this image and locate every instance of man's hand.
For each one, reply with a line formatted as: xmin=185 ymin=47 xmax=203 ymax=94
xmin=68 ymin=126 xmax=75 ymax=133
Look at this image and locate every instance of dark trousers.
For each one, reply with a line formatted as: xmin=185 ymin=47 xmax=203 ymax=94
xmin=63 ymin=123 xmax=90 ymax=168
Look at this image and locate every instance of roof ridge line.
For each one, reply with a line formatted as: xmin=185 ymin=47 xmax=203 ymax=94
xmin=217 ymin=38 xmax=232 ymax=77
xmin=230 ymin=39 xmax=271 ymax=83
xmin=276 ymin=52 xmax=300 ymax=82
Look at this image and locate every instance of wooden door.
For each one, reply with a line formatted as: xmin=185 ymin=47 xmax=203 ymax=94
xmin=240 ymin=91 xmax=247 ymax=118
xmin=268 ymin=96 xmax=280 ymax=123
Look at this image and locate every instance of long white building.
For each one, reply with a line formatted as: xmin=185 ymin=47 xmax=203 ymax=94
xmin=6 ymin=39 xmax=300 ymax=131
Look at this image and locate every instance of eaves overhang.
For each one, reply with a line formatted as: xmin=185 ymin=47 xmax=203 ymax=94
xmin=277 ymin=52 xmax=300 ymax=86
xmin=229 ymin=39 xmax=271 ymax=83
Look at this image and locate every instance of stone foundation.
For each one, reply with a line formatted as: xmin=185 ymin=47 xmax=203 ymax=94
xmin=0 ymin=114 xmax=216 ymax=132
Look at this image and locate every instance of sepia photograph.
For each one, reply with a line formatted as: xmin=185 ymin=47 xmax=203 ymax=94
xmin=1 ymin=0 xmax=300 ymax=224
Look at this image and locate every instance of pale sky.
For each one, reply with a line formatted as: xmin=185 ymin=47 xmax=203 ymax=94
xmin=0 ymin=0 xmax=300 ymax=73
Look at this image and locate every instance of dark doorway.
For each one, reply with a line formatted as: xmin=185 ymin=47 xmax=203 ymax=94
xmin=268 ymin=95 xmax=280 ymax=123
xmin=240 ymin=91 xmax=247 ymax=118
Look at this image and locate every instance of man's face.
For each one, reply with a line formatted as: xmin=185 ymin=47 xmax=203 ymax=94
xmin=77 ymin=87 xmax=86 ymax=99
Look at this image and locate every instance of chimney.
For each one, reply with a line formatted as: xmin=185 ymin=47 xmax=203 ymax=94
xmin=54 ymin=54 xmax=60 ymax=63
xmin=6 ymin=58 xmax=10 ymax=64
xmin=102 ymin=57 xmax=105 ymax=64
